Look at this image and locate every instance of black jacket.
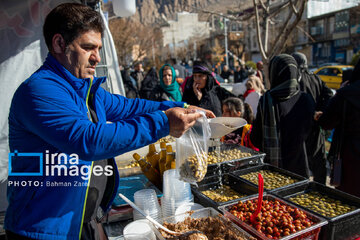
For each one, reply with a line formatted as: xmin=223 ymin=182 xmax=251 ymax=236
xmin=148 ymin=85 xmax=172 ymax=102
xmin=251 ymin=91 xmax=315 ymax=177
xmin=234 ymin=69 xmax=248 ymax=83
xmin=139 ymin=68 xmax=159 ymax=100
xmin=121 ymin=69 xmax=139 ymax=99
xmin=182 ymin=75 xmax=234 ymax=117
xmin=299 ymin=70 xmax=333 ymax=183
xmin=318 ymin=80 xmax=360 ymax=197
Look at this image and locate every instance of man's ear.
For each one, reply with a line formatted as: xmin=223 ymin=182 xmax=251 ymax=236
xmin=52 ymin=34 xmax=66 ymax=54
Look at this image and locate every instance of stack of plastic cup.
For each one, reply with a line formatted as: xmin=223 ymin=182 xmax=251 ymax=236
xmin=161 ymin=169 xmax=194 ymax=217
xmin=132 ymin=189 xmax=162 ymax=221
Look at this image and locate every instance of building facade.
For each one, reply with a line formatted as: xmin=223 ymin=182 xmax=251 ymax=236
xmin=308 ymin=3 xmax=359 ymax=65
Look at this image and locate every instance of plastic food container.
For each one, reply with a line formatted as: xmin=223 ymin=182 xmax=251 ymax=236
xmin=219 ymin=194 xmax=328 ymax=240
xmin=112 ymin=174 xmax=162 ymax=208
xmin=272 ymin=181 xmax=360 ymax=240
xmin=192 ymin=174 xmax=258 ymax=209
xmin=206 ymin=144 xmax=265 ymax=178
xmin=151 ymin=207 xmax=256 ymax=240
xmin=123 ymin=219 xmax=157 ymax=240
xmin=230 ymin=164 xmax=308 ymax=193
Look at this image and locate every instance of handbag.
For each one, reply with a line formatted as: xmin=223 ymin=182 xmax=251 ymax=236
xmin=329 ymin=101 xmax=346 ymax=187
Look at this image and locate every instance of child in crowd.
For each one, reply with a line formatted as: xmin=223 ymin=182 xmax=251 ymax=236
xmin=221 ymin=97 xmax=258 ymax=151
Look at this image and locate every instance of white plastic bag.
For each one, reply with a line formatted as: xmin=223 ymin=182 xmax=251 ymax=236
xmin=176 ymin=111 xmax=211 ymax=183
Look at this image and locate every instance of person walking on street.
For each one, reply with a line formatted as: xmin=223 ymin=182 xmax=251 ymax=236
xmin=315 ymin=59 xmax=360 ymax=197
xmin=220 ymin=65 xmax=232 ymax=81
xmin=251 ymin=54 xmax=315 ymax=178
xmin=234 ymin=64 xmax=248 ymax=83
xmin=292 ymin=52 xmax=333 ymax=184
xmin=130 ymin=61 xmax=145 ymax=91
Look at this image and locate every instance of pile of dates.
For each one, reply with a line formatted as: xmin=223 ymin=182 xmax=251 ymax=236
xmin=229 ymin=199 xmax=314 ymax=239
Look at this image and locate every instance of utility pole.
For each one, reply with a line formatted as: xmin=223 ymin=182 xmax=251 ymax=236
xmin=172 ymin=29 xmax=176 ymax=58
xmin=194 ymin=40 xmax=197 ymax=60
xmin=224 ymin=17 xmax=229 ymax=67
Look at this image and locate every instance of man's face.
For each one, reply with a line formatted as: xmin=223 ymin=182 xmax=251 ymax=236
xmin=135 ymin=64 xmax=142 ymax=71
xmin=64 ymin=30 xmax=102 ymax=79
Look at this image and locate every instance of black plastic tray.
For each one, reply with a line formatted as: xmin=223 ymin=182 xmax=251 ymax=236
xmin=230 ymin=163 xmax=309 ymax=193
xmin=206 ymin=144 xmax=265 ymax=178
xmin=272 ymin=181 xmax=360 ymax=240
xmin=192 ymin=173 xmax=258 ymax=209
xmin=218 ymin=193 xmax=328 ymax=240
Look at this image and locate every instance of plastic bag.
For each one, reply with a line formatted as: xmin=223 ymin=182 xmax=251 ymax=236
xmin=176 ymin=111 xmax=211 ymax=183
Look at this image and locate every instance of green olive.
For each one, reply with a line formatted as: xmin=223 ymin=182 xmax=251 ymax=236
xmin=289 ymin=191 xmax=358 ymax=217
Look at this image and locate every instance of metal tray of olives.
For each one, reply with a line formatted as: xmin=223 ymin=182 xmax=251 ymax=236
xmin=219 ymin=193 xmax=328 ymax=240
xmin=191 ymin=173 xmax=258 ymax=209
xmin=230 ymin=164 xmax=309 ymax=193
xmin=272 ymin=181 xmax=360 ymax=240
xmin=206 ymin=144 xmax=265 ymax=178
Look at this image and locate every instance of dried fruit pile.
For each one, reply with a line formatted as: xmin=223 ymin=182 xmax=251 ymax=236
xmin=228 ymin=199 xmax=314 ymax=239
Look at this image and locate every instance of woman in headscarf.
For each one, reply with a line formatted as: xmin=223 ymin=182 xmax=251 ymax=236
xmin=244 ymin=71 xmax=265 ymax=117
xmin=146 ymin=64 xmax=182 ymax=102
xmin=182 ymin=61 xmax=234 ymax=116
xmin=250 ymin=54 xmax=315 ymax=177
xmin=315 ymin=59 xmax=360 ymax=197
xmin=292 ymin=52 xmax=333 ymax=184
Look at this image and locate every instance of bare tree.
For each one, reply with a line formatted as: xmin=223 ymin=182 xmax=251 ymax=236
xmin=109 ymin=18 xmax=163 ymax=66
xmin=253 ymin=0 xmax=308 ymax=88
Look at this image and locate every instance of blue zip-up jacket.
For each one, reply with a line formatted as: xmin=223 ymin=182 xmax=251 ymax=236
xmin=5 ymin=53 xmax=184 ymax=240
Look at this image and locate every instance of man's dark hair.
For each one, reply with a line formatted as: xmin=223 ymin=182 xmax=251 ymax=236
xmin=43 ymin=3 xmax=104 ymax=51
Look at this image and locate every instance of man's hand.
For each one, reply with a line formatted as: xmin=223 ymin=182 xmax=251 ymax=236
xmin=314 ymin=111 xmax=323 ymax=121
xmin=165 ymin=107 xmax=203 ymax=138
xmin=193 ymin=82 xmax=202 ymax=100
xmin=188 ymin=105 xmax=216 ymax=118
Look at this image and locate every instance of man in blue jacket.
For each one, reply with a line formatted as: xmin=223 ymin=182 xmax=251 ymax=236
xmin=5 ymin=3 xmax=214 ymax=240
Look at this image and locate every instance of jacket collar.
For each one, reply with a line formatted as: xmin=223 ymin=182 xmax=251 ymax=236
xmin=43 ymin=53 xmax=106 ymax=99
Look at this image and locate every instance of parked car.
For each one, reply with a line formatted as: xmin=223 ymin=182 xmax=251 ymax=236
xmin=318 ymin=62 xmax=340 ymax=68
xmin=314 ymin=65 xmax=354 ymax=89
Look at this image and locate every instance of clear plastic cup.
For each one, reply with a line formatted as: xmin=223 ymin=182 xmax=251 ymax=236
xmin=133 ymin=189 xmax=162 ymax=221
xmin=162 ymin=169 xmax=192 ymax=201
xmin=161 ymin=195 xmax=194 ymax=217
xmin=133 ymin=209 xmax=162 ymax=221
xmin=123 ymin=219 xmax=156 ymax=240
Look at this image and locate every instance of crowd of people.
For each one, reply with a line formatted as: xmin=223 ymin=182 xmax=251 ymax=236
xmin=124 ymin=52 xmax=360 ymax=200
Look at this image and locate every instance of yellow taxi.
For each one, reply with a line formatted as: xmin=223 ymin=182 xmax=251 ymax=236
xmin=314 ymin=65 xmax=354 ymax=89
